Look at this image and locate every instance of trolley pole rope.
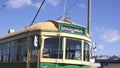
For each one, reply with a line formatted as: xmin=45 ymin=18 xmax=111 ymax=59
xmin=29 ymin=0 xmax=46 ymax=26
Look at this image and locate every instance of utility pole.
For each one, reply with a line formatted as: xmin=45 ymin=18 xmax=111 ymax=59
xmin=87 ymin=0 xmax=91 ymax=36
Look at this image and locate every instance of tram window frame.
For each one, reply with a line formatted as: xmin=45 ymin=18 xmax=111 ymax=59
xmin=43 ymin=37 xmax=63 ymax=59
xmin=65 ymin=38 xmax=82 ymax=60
xmin=84 ymin=41 xmax=90 ymax=61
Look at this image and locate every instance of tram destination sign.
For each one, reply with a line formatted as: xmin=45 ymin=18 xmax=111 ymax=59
xmin=58 ymin=23 xmax=86 ymax=35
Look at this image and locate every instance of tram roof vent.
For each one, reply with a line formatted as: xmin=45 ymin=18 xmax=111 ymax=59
xmin=8 ymin=29 xmax=15 ymax=33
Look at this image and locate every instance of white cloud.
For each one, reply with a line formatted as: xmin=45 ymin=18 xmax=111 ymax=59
xmin=32 ymin=2 xmax=41 ymax=8
xmin=100 ymin=28 xmax=120 ymax=43
xmin=4 ymin=0 xmax=61 ymax=9
xmin=6 ymin=0 xmax=32 ymax=9
xmin=97 ymin=45 xmax=104 ymax=50
xmin=46 ymin=0 xmax=60 ymax=6
xmin=78 ymin=4 xmax=86 ymax=9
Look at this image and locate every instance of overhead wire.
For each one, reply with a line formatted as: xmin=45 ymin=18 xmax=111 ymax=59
xmin=57 ymin=0 xmax=79 ymax=20
xmin=67 ymin=0 xmax=79 ymax=12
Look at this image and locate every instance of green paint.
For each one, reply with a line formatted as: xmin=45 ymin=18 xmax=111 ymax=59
xmin=0 ymin=62 xmax=26 ymax=68
xmin=0 ymin=62 xmax=90 ymax=68
xmin=40 ymin=62 xmax=90 ymax=68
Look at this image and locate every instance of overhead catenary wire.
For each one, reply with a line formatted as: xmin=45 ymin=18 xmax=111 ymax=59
xmin=29 ymin=0 xmax=46 ymax=26
xmin=58 ymin=0 xmax=79 ymax=20
xmin=64 ymin=0 xmax=79 ymax=20
xmin=67 ymin=0 xmax=79 ymax=12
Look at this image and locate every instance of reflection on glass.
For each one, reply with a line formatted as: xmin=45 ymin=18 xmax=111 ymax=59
xmin=10 ymin=46 xmax=17 ymax=62
xmin=43 ymin=37 xmax=63 ymax=59
xmin=66 ymin=39 xmax=81 ymax=60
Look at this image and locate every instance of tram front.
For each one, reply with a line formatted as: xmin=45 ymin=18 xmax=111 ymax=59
xmin=31 ymin=20 xmax=93 ymax=68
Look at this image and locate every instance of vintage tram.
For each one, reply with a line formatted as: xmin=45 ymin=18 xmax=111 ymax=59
xmin=0 ymin=20 xmax=94 ymax=68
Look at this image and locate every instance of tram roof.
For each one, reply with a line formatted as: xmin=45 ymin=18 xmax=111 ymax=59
xmin=0 ymin=20 xmax=83 ymax=40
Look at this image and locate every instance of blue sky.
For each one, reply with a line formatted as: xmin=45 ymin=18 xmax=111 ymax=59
xmin=0 ymin=0 xmax=120 ymax=56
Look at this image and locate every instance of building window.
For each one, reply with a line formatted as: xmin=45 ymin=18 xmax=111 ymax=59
xmin=66 ymin=38 xmax=81 ymax=60
xmin=43 ymin=37 xmax=63 ymax=58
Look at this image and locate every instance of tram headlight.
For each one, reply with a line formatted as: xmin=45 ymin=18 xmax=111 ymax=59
xmin=34 ymin=35 xmax=38 ymax=47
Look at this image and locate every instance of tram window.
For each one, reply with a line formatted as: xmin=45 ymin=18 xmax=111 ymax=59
xmin=84 ymin=42 xmax=90 ymax=61
xmin=16 ymin=38 xmax=27 ymax=61
xmin=18 ymin=38 xmax=27 ymax=43
xmin=17 ymin=46 xmax=21 ymax=61
xmin=16 ymin=45 xmax=27 ymax=61
xmin=3 ymin=55 xmax=9 ymax=62
xmin=31 ymin=50 xmax=38 ymax=62
xmin=0 ymin=44 xmax=2 ymax=48
xmin=10 ymin=46 xmax=17 ymax=62
xmin=3 ymin=43 xmax=9 ymax=48
xmin=66 ymin=39 xmax=81 ymax=60
xmin=0 ymin=44 xmax=3 ymax=62
xmin=21 ymin=45 xmax=27 ymax=61
xmin=0 ymin=50 xmax=2 ymax=62
xmin=3 ymin=48 xmax=9 ymax=62
xmin=43 ymin=37 xmax=63 ymax=58
xmin=0 ymin=44 xmax=2 ymax=62
xmin=12 ymin=40 xmax=18 ymax=45
xmin=31 ymin=43 xmax=39 ymax=62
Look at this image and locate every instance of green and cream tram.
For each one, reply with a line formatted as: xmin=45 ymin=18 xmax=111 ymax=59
xmin=0 ymin=20 xmax=94 ymax=68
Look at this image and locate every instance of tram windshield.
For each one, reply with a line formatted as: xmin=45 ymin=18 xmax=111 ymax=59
xmin=42 ymin=37 xmax=90 ymax=61
xmin=43 ymin=37 xmax=63 ymax=58
xmin=66 ymin=38 xmax=81 ymax=60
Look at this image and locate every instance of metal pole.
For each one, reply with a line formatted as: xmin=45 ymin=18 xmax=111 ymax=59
xmin=87 ymin=0 xmax=91 ymax=35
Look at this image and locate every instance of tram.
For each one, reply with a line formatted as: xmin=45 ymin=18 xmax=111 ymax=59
xmin=0 ymin=20 xmax=95 ymax=68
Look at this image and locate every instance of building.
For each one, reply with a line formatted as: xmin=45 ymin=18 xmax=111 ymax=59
xmin=96 ymin=55 xmax=120 ymax=68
